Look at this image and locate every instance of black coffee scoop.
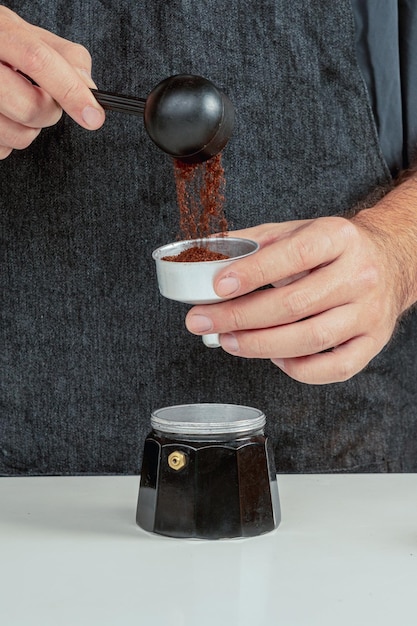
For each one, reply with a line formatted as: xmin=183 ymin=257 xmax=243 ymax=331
xmin=92 ymin=74 xmax=235 ymax=163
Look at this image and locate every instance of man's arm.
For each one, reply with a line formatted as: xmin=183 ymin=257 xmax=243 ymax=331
xmin=352 ymin=172 xmax=417 ymax=313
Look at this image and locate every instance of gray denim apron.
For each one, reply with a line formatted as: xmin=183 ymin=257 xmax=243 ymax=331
xmin=1 ymin=0 xmax=416 ymax=474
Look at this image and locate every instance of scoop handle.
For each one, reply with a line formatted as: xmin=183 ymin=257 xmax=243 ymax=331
xmin=91 ymin=89 xmax=146 ymax=116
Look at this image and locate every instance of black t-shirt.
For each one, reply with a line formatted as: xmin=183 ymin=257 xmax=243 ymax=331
xmin=352 ymin=0 xmax=417 ymax=175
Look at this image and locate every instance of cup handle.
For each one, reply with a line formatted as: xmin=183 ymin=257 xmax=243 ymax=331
xmin=202 ymin=333 xmax=221 ymax=348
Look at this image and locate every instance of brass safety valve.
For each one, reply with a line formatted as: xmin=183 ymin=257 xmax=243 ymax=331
xmin=168 ymin=450 xmax=187 ymax=471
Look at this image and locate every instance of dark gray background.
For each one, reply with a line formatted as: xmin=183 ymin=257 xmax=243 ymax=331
xmin=1 ymin=0 xmax=416 ymax=475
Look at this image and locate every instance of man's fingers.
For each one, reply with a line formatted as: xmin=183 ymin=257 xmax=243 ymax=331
xmin=218 ymin=304 xmax=363 ymax=359
xmin=0 ymin=111 xmax=42 ymax=150
xmin=0 ymin=62 xmax=62 ymax=127
xmin=270 ymin=335 xmax=379 ymax=385
xmin=214 ymin=217 xmax=354 ymax=298
xmin=0 ymin=12 xmax=104 ymax=129
xmin=0 ymin=145 xmax=13 ymax=159
xmin=187 ymin=260 xmax=353 ymax=335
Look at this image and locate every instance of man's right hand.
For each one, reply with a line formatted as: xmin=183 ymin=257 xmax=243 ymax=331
xmin=0 ymin=5 xmax=105 ymax=159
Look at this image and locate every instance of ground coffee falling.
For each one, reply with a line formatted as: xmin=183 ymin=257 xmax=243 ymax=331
xmin=174 ymin=153 xmax=228 ymax=239
xmin=166 ymin=153 xmax=229 ymax=262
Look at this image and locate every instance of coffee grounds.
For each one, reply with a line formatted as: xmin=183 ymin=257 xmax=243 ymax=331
xmin=173 ymin=153 xmax=228 ymax=240
xmin=163 ymin=246 xmax=230 ymax=263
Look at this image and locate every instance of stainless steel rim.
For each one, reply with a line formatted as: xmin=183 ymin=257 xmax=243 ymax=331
xmin=151 ymin=403 xmax=266 ymax=435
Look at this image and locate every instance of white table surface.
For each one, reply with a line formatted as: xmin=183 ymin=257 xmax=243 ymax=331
xmin=0 ymin=474 xmax=416 ymax=626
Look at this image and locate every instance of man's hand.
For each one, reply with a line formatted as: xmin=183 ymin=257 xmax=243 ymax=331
xmin=0 ymin=6 xmax=105 ymax=159
xmin=186 ymin=179 xmax=417 ymax=384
